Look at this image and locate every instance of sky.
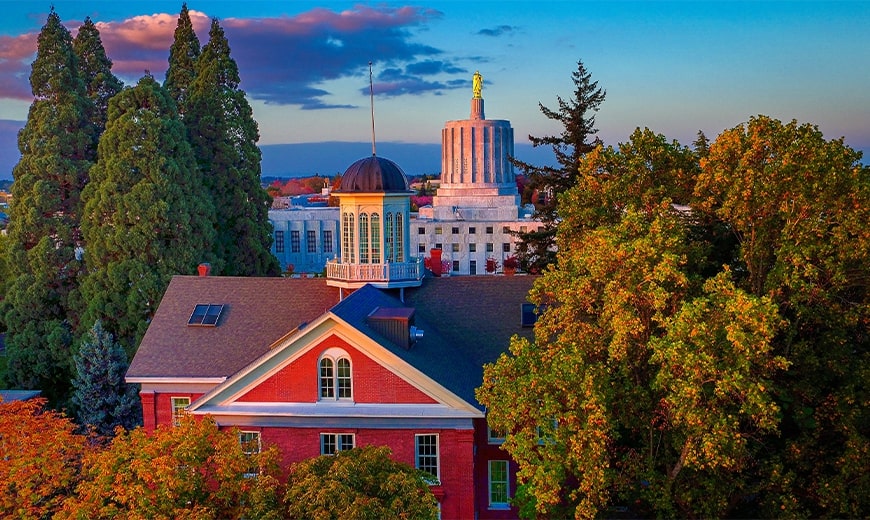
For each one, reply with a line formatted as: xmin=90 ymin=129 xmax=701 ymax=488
xmin=0 ymin=1 xmax=868 ymax=179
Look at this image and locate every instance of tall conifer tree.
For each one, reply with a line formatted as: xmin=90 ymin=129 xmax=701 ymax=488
xmin=73 ymin=17 xmax=123 ymax=143
xmin=187 ymin=19 xmax=279 ymax=276
xmin=2 ymin=8 xmax=93 ymax=405
xmin=164 ymin=3 xmax=200 ymax=118
xmin=79 ymin=75 xmax=216 ymax=353
xmin=511 ymin=59 xmax=605 ymax=272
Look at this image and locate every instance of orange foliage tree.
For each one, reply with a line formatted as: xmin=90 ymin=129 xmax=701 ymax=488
xmin=0 ymin=397 xmax=88 ymax=519
xmin=59 ymin=416 xmax=283 ymax=519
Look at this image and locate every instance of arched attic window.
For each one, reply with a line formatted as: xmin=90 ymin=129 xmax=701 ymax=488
xmin=319 ymin=348 xmax=352 ymax=400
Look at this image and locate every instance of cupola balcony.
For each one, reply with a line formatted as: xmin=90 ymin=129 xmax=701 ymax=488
xmin=326 ymin=257 xmax=424 ymax=289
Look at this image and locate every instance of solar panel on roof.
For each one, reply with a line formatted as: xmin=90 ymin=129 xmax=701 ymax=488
xmin=188 ymin=304 xmax=224 ymax=326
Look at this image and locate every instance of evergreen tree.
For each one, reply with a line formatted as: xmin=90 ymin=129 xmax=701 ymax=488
xmin=164 ymin=3 xmax=200 ymax=118
xmin=511 ymin=59 xmax=605 ymax=272
xmin=79 ymin=75 xmax=216 ymax=353
xmin=2 ymin=8 xmax=93 ymax=406
xmin=72 ymin=320 xmax=141 ymax=437
xmin=73 ymin=17 xmax=123 ymax=142
xmin=187 ymin=18 xmax=279 ymax=276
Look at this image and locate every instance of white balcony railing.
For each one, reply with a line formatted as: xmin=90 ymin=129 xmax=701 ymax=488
xmin=326 ymin=257 xmax=424 ymax=285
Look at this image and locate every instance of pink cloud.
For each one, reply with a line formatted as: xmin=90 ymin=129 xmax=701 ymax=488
xmin=0 ymin=5 xmax=456 ymax=108
xmin=0 ymin=33 xmax=37 ymax=100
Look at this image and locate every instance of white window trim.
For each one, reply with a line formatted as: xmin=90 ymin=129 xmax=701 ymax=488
xmin=318 ymin=347 xmax=353 ymax=402
xmin=488 ymin=459 xmax=510 ymax=509
xmin=487 ymin=425 xmax=506 ymax=445
xmin=415 ymin=433 xmax=440 ymax=483
xmin=320 ymin=432 xmax=355 ymax=455
xmin=170 ymin=396 xmax=190 ymax=427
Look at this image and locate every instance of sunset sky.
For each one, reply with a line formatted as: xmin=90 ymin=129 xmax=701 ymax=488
xmin=1 ymin=1 xmax=868 ymax=178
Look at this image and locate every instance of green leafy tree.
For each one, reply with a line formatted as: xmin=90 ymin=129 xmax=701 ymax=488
xmin=0 ymin=397 xmax=88 ymax=519
xmin=187 ymin=18 xmax=279 ymax=276
xmin=694 ymin=116 xmax=869 ymax=517
xmin=510 ymin=59 xmax=606 ymax=272
xmin=164 ymin=3 xmax=200 ymax=118
xmin=79 ymin=75 xmax=216 ymax=353
xmin=478 ymin=120 xmax=869 ymax=518
xmin=73 ymin=16 xmax=123 ymax=141
xmin=59 ymin=416 xmax=282 ymax=519
xmin=2 ymin=8 xmax=93 ymax=405
xmin=284 ymin=445 xmax=439 ymax=520
xmin=71 ymin=320 xmax=141 ymax=437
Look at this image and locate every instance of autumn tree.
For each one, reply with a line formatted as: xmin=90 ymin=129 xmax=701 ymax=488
xmin=60 ymin=416 xmax=282 ymax=519
xmin=73 ymin=16 xmax=123 ymax=141
xmin=284 ymin=445 xmax=439 ymax=519
xmin=164 ymin=3 xmax=200 ymax=118
xmin=0 ymin=397 xmax=88 ymax=519
xmin=478 ymin=120 xmax=869 ymax=518
xmin=510 ymin=59 xmax=606 ymax=272
xmin=694 ymin=116 xmax=870 ymax=517
xmin=71 ymin=320 xmax=141 ymax=437
xmin=79 ymin=75 xmax=216 ymax=353
xmin=187 ymin=18 xmax=279 ymax=276
xmin=2 ymin=8 xmax=93 ymax=405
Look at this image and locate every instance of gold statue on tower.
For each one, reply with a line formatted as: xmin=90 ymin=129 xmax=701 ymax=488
xmin=472 ymin=70 xmax=483 ymax=99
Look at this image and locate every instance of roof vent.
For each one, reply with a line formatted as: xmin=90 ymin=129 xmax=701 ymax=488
xmin=410 ymin=325 xmax=424 ymax=341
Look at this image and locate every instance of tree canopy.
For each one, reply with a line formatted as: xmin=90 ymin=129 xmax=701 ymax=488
xmin=2 ymin=8 xmax=93 ymax=406
xmin=284 ymin=445 xmax=439 ymax=520
xmin=478 ymin=117 xmax=869 ymax=518
xmin=79 ymin=74 xmax=216 ymax=352
xmin=510 ymin=59 xmax=606 ymax=273
xmin=186 ymin=18 xmax=280 ymax=276
xmin=59 ymin=416 xmax=282 ymax=519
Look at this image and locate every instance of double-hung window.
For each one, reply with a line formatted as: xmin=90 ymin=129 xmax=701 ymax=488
xmin=171 ymin=397 xmax=190 ymax=427
xmin=488 ymin=460 xmax=510 ymax=507
xmin=415 ymin=434 xmax=439 ymax=482
xmin=320 ymin=433 xmax=355 ymax=455
xmin=239 ymin=431 xmax=261 ymax=477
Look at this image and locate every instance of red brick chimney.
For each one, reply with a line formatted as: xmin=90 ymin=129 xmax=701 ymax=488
xmin=197 ymin=263 xmax=211 ymax=277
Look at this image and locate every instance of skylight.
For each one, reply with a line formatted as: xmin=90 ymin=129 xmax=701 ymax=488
xmin=188 ymin=304 xmax=225 ymax=326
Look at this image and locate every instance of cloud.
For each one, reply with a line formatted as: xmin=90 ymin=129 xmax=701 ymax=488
xmin=477 ymin=25 xmax=518 ymax=37
xmin=0 ymin=6 xmax=468 ymax=109
xmin=0 ymin=34 xmax=38 ymax=100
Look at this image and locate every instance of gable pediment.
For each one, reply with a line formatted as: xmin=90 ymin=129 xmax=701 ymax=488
xmin=188 ymin=312 xmax=482 ymax=420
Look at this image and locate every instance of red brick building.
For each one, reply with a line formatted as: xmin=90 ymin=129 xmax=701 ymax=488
xmin=127 ymin=155 xmax=534 ymax=518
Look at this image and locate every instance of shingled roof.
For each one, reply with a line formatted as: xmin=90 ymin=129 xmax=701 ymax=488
xmin=128 ymin=275 xmax=538 ymax=408
xmin=127 ymin=276 xmax=339 ymax=379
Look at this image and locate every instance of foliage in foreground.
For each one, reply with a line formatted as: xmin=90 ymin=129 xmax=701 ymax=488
xmin=284 ymin=445 xmax=439 ymax=520
xmin=478 ymin=118 xmax=869 ymax=518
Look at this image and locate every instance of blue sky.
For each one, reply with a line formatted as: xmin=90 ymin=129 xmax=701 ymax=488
xmin=0 ymin=1 xmax=868 ymax=179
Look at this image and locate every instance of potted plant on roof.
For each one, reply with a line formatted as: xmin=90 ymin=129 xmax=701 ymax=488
xmin=485 ymin=257 xmax=499 ymax=274
xmin=502 ymin=255 xmax=518 ymax=276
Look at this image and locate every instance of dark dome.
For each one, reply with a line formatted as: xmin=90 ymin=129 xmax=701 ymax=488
xmin=338 ymin=155 xmax=410 ymax=193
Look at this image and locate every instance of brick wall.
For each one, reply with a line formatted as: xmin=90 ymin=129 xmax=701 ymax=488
xmin=236 ymin=334 xmax=437 ymax=404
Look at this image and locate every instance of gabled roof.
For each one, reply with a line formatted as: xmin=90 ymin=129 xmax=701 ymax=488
xmin=127 ymin=276 xmax=339 ymax=380
xmin=127 ymin=274 xmax=538 ymax=411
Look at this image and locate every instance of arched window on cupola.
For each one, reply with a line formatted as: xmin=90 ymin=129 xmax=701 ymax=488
xmin=342 ymin=212 xmax=355 ymax=263
xmin=395 ymin=211 xmax=404 ymax=262
xmin=359 ymin=213 xmax=369 ymax=263
xmin=385 ymin=212 xmax=394 ymax=262
xmin=371 ymin=213 xmax=381 ymax=264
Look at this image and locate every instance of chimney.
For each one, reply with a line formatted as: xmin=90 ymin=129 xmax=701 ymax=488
xmin=197 ymin=263 xmax=211 ymax=277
